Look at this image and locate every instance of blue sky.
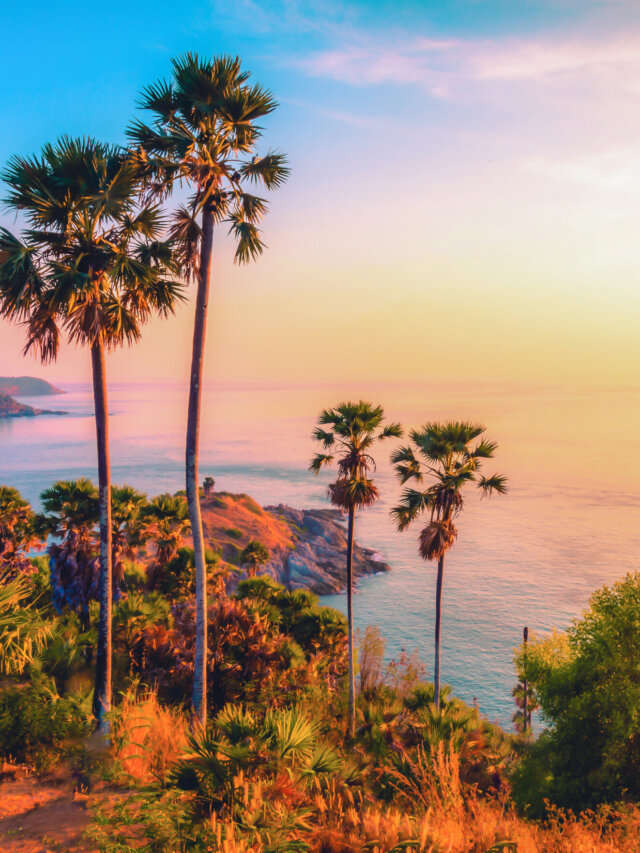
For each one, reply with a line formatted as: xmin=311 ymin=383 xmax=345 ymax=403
xmin=2 ymin=1 xmax=640 ymax=388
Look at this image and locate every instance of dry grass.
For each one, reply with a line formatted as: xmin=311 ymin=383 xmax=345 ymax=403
xmin=96 ymin=704 xmax=640 ymax=852
xmin=110 ymin=689 xmax=189 ymax=785
xmin=308 ymin=744 xmax=640 ymax=853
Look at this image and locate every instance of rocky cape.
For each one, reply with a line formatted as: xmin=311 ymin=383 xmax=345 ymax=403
xmin=0 ymin=392 xmax=67 ymax=419
xmin=198 ymin=492 xmax=390 ymax=595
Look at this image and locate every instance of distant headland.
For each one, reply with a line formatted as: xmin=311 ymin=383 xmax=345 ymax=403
xmin=0 ymin=376 xmax=65 ymax=396
xmin=0 ymin=376 xmax=67 ymax=418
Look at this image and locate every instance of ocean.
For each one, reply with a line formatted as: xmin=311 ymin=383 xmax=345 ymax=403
xmin=2 ymin=379 xmax=640 ymax=728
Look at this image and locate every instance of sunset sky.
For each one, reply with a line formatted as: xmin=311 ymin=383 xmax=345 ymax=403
xmin=2 ymin=0 xmax=640 ymax=389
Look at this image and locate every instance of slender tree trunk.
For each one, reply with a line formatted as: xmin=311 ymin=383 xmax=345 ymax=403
xmin=187 ymin=206 xmax=215 ymax=729
xmin=346 ymin=506 xmax=356 ymax=738
xmin=91 ymin=338 xmax=113 ymax=734
xmin=523 ymin=625 xmax=529 ymax=734
xmin=434 ymin=554 xmax=445 ymax=710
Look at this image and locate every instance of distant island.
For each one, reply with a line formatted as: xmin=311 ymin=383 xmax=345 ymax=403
xmin=0 ymin=376 xmax=67 ymax=419
xmin=0 ymin=376 xmax=64 ymax=396
xmin=0 ymin=392 xmax=67 ymax=419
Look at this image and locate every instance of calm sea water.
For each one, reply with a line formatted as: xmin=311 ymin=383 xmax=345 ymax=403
xmin=2 ymin=380 xmax=640 ymax=728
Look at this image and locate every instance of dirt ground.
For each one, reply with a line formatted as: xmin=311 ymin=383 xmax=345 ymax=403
xmin=0 ymin=765 xmax=94 ymax=853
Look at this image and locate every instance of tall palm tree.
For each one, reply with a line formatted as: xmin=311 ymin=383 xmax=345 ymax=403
xmin=129 ymin=54 xmax=289 ymax=727
xmin=0 ymin=137 xmax=183 ymax=731
xmin=310 ymin=401 xmax=402 ymax=737
xmin=391 ymin=422 xmax=507 ymax=708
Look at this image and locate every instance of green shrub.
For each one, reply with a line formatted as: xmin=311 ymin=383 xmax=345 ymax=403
xmin=0 ymin=676 xmax=91 ymax=768
xmin=224 ymin=526 xmax=243 ymax=540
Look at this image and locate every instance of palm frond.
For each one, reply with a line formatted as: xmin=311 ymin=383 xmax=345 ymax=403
xmin=228 ymin=216 xmax=265 ymax=264
xmin=378 ymin=422 xmax=403 ymax=440
xmin=240 ymin=152 xmax=290 ymax=189
xmin=312 ymin=427 xmax=334 ymax=448
xmin=478 ymin=474 xmax=508 ymax=495
xmin=309 ymin=453 xmax=333 ymax=474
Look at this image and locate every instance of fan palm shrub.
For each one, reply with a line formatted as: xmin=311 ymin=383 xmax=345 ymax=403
xmin=241 ymin=540 xmax=269 ymax=577
xmin=0 ymin=137 xmax=183 ymax=731
xmin=143 ymin=492 xmax=190 ymax=588
xmin=0 ymin=486 xmax=40 ymax=578
xmin=391 ymin=422 xmax=506 ymax=708
xmin=0 ymin=574 xmax=54 ymax=676
xmin=129 ymin=54 xmax=289 ymax=727
xmin=310 ymin=400 xmax=401 ymax=737
xmin=39 ymin=479 xmax=100 ymax=623
xmin=111 ymin=485 xmax=150 ymax=591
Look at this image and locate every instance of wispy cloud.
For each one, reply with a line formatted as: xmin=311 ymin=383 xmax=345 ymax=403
xmin=525 ymin=147 xmax=640 ymax=191
xmin=295 ymin=31 xmax=640 ymax=95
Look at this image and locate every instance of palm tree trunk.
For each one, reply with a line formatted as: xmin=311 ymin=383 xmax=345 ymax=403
xmin=187 ymin=206 xmax=215 ymax=729
xmin=91 ymin=337 xmax=113 ymax=734
xmin=434 ymin=554 xmax=444 ymax=709
xmin=346 ymin=506 xmax=356 ymax=738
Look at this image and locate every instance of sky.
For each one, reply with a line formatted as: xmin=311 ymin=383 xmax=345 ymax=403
xmin=2 ymin=0 xmax=640 ymax=389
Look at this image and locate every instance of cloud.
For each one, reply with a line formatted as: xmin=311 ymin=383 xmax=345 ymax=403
xmin=473 ymin=35 xmax=640 ymax=80
xmin=296 ymin=38 xmax=462 ymax=96
xmin=295 ymin=31 xmax=640 ymax=96
xmin=524 ymin=148 xmax=640 ymax=191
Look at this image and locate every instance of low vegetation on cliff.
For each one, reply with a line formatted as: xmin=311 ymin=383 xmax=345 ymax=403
xmin=2 ymin=481 xmax=640 ymax=851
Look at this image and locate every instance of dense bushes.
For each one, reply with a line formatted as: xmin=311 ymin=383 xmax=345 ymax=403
xmin=131 ymin=584 xmax=347 ymax=710
xmin=513 ymin=572 xmax=640 ymax=814
xmin=0 ymin=677 xmax=91 ymax=767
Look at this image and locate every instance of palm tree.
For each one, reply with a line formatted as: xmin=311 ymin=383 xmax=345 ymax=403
xmin=39 ymin=479 xmax=100 ymax=624
xmin=391 ymin=422 xmax=507 ymax=708
xmin=129 ymin=54 xmax=289 ymax=727
xmin=144 ymin=493 xmax=190 ymax=588
xmin=241 ymin=539 xmax=269 ymax=577
xmin=111 ymin=485 xmax=150 ymax=591
xmin=310 ymin=401 xmax=402 ymax=737
xmin=0 ymin=137 xmax=183 ymax=731
xmin=203 ymin=476 xmax=215 ymax=497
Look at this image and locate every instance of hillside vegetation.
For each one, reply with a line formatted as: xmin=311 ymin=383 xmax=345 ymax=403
xmin=2 ymin=481 xmax=640 ymax=851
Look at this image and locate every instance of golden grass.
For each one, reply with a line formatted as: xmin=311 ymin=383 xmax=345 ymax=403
xmin=110 ymin=689 xmax=189 ymax=785
xmin=98 ymin=704 xmax=640 ymax=852
xmin=308 ymin=745 xmax=640 ymax=853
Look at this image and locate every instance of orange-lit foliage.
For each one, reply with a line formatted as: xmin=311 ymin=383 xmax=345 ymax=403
xmin=131 ymin=593 xmax=347 ymax=711
xmin=110 ymin=689 xmax=189 ymax=784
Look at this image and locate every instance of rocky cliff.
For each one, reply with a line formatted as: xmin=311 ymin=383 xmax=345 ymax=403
xmin=198 ymin=492 xmax=390 ymax=595
xmin=265 ymin=504 xmax=390 ymax=594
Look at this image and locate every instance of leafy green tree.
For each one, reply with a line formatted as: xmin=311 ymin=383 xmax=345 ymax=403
xmin=0 ymin=137 xmax=183 ymax=731
xmin=310 ymin=401 xmax=402 ymax=737
xmin=514 ymin=573 xmax=640 ymax=813
xmin=391 ymin=422 xmax=506 ymax=708
xmin=129 ymin=54 xmax=289 ymax=727
xmin=0 ymin=486 xmax=39 ymax=578
xmin=241 ymin=540 xmax=269 ymax=577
